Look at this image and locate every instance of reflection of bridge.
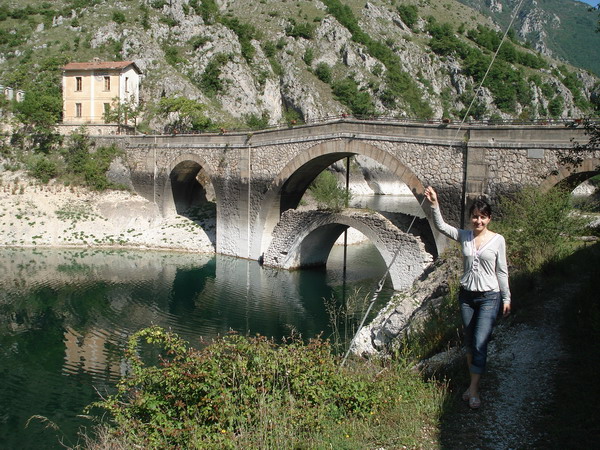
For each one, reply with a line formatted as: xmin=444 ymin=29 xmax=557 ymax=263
xmin=98 ymin=119 xmax=599 ymax=289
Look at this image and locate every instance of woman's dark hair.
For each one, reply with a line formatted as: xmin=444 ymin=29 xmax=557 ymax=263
xmin=469 ymin=197 xmax=492 ymax=218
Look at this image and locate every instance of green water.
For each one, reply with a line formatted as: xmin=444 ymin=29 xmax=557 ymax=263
xmin=0 ymin=244 xmax=393 ymax=449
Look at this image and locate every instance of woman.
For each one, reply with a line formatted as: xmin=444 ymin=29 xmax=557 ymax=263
xmin=424 ymin=186 xmax=511 ymax=409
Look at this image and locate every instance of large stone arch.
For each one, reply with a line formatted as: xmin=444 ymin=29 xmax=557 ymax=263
xmin=161 ymin=153 xmax=218 ymax=218
xmin=252 ymin=138 xmax=428 ymax=259
xmin=262 ymin=209 xmax=432 ymax=291
xmin=539 ymin=157 xmax=600 ymax=191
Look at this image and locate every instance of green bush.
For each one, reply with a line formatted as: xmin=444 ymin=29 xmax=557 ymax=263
xmin=492 ymin=187 xmax=587 ymax=272
xmin=397 ymin=4 xmax=419 ymax=30
xmin=198 ymin=53 xmax=230 ymax=95
xmin=314 ymin=62 xmax=332 ymax=84
xmin=219 ymin=16 xmax=259 ymax=62
xmin=548 ymin=95 xmax=564 ymax=118
xmin=332 ymin=77 xmax=376 ymax=117
xmin=28 ymin=155 xmax=58 ymax=183
xmin=92 ymin=327 xmax=383 ymax=447
xmin=323 ymin=0 xmax=431 ymax=118
xmin=82 ymin=144 xmax=122 ymax=190
xmin=309 ymin=170 xmax=351 ymax=211
xmin=189 ymin=35 xmax=211 ymax=50
xmin=302 ymin=47 xmax=314 ymax=66
xmin=285 ymin=19 xmax=315 ymax=39
xmin=112 ymin=10 xmax=126 ymax=24
xmin=243 ymin=111 xmax=269 ymax=130
xmin=61 ymin=132 xmax=123 ymax=190
xmin=156 ymin=96 xmax=213 ymax=132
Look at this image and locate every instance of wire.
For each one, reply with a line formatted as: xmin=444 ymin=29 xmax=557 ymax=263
xmin=340 ymin=0 xmax=528 ymax=366
xmin=457 ymin=0 xmax=528 ymax=134
xmin=340 ymin=196 xmax=427 ymax=366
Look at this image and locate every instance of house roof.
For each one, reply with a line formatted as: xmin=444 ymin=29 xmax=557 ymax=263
xmin=62 ymin=60 xmax=142 ymax=74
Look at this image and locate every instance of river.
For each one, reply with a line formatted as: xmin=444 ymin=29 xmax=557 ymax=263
xmin=0 ymin=243 xmax=395 ymax=448
xmin=0 ymin=194 xmax=424 ymax=448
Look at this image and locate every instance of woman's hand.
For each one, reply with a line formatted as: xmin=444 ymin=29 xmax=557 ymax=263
xmin=502 ymin=302 xmax=511 ymax=317
xmin=424 ymin=186 xmax=438 ymax=206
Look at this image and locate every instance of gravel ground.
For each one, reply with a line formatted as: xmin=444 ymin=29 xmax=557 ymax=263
xmin=439 ymin=284 xmax=570 ymax=449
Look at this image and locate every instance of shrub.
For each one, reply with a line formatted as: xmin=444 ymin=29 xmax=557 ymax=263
xmin=28 ymin=155 xmax=58 ymax=183
xmin=285 ymin=19 xmax=315 ymax=39
xmin=112 ymin=10 xmax=126 ymax=24
xmin=332 ymin=77 xmax=376 ymax=117
xmin=156 ymin=97 xmax=213 ymax=132
xmin=189 ymin=35 xmax=211 ymax=50
xmin=323 ymin=0 xmax=431 ymax=118
xmin=199 ymin=53 xmax=230 ymax=96
xmin=91 ymin=327 xmax=383 ymax=447
xmin=492 ymin=187 xmax=587 ymax=272
xmin=219 ymin=16 xmax=259 ymax=62
xmin=82 ymin=144 xmax=122 ymax=190
xmin=61 ymin=132 xmax=122 ymax=190
xmin=548 ymin=95 xmax=564 ymax=118
xmin=314 ymin=62 xmax=332 ymax=84
xmin=163 ymin=45 xmax=183 ymax=66
xmin=397 ymin=4 xmax=419 ymax=30
xmin=309 ymin=170 xmax=351 ymax=211
xmin=302 ymin=47 xmax=314 ymax=66
xmin=244 ymin=111 xmax=269 ymax=130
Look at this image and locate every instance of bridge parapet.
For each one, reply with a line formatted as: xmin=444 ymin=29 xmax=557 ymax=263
xmin=262 ymin=208 xmax=433 ymax=291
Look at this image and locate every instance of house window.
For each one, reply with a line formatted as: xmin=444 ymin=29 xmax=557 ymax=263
xmin=104 ymin=76 xmax=111 ymax=91
xmin=75 ymin=103 xmax=82 ymax=118
xmin=125 ymin=77 xmax=129 ymax=93
xmin=75 ymin=77 xmax=82 ymax=91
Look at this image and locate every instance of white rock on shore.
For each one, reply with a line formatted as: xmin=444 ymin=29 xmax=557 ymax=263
xmin=0 ymin=174 xmax=215 ymax=253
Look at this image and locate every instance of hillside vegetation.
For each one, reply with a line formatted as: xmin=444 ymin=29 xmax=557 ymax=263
xmin=457 ymin=0 xmax=600 ymax=77
xmin=0 ymin=0 xmax=598 ymax=137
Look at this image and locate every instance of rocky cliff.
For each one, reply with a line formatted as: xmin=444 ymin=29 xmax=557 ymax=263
xmin=0 ymin=0 xmax=598 ymax=133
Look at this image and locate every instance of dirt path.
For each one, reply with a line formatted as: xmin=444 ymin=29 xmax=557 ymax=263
xmin=439 ymin=283 xmax=571 ymax=449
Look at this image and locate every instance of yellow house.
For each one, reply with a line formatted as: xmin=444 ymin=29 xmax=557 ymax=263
xmin=61 ymin=60 xmax=142 ymax=126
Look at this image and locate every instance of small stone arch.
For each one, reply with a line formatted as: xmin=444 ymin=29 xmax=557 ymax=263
xmin=252 ymin=139 xmax=428 ymax=259
xmin=161 ymin=153 xmax=218 ymax=220
xmin=262 ymin=209 xmax=432 ymax=291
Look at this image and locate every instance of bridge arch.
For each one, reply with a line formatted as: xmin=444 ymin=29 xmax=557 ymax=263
xmin=539 ymin=157 xmax=600 ymax=192
xmin=262 ymin=209 xmax=432 ymax=291
xmin=252 ymin=138 xmax=428 ymax=258
xmin=161 ymin=153 xmax=218 ymax=222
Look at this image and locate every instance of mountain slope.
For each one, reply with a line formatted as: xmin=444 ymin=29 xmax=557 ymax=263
xmin=0 ymin=0 xmax=598 ymax=133
xmin=456 ymin=0 xmax=600 ymax=76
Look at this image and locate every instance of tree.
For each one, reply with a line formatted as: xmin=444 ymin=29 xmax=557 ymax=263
xmin=309 ymin=170 xmax=351 ymax=212
xmin=103 ymin=96 xmax=143 ymax=133
xmin=14 ymin=91 xmax=62 ymax=153
xmin=156 ymin=97 xmax=213 ymax=133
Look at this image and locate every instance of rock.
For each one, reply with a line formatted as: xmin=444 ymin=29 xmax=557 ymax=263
xmin=351 ymin=252 xmax=461 ymax=356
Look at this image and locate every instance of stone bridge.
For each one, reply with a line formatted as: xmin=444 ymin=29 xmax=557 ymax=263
xmin=262 ymin=209 xmax=433 ymax=290
xmin=96 ymin=118 xmax=599 ymax=289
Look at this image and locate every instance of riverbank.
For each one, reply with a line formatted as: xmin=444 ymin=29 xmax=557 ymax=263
xmin=0 ymin=171 xmax=215 ymax=253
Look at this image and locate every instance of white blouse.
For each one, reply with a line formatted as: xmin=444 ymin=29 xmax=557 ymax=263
xmin=431 ymin=206 xmax=511 ymax=304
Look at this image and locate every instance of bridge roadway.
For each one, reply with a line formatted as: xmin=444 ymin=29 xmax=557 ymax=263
xmin=96 ymin=118 xmax=599 ymax=290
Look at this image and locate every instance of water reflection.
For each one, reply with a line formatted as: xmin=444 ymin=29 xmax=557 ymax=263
xmin=0 ymin=245 xmax=392 ymax=448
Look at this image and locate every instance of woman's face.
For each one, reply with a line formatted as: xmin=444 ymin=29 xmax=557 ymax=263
xmin=470 ymin=209 xmax=491 ymax=233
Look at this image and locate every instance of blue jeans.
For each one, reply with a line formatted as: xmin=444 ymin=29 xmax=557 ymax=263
xmin=459 ymin=288 xmax=501 ymax=375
